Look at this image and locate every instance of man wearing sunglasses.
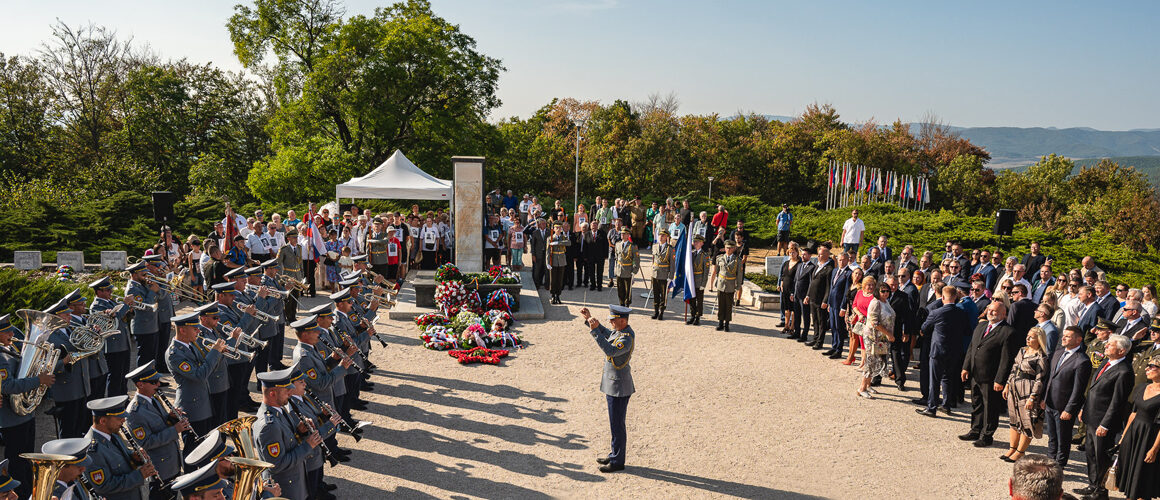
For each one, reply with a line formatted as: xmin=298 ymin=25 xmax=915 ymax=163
xmin=1116 ymin=300 xmax=1149 ymax=341
xmin=1008 ymin=284 xmax=1038 ymax=341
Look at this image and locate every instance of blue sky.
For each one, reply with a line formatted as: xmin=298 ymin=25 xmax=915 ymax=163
xmin=3 ymin=0 xmax=1157 ymax=130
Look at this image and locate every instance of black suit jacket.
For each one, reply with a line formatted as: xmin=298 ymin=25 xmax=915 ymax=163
xmin=889 ymin=291 xmax=914 ymax=341
xmin=1008 ymin=298 xmax=1038 ymax=337
xmin=1021 ymin=254 xmax=1047 ymax=277
xmin=806 ymin=260 xmax=834 ymax=305
xmin=1045 ymin=345 xmax=1091 ymax=414
xmin=1117 ymin=317 xmax=1148 ymax=340
xmin=1082 ymin=359 xmax=1134 ymax=433
xmin=1077 ymin=302 xmax=1104 ymax=339
xmin=865 ymin=261 xmax=884 ymax=280
xmin=585 ymin=230 xmax=608 ymax=261
xmin=794 ymin=260 xmax=816 ymax=300
xmin=962 ymin=321 xmax=1019 ymax=384
xmin=921 ymin=302 xmax=968 ymax=358
xmin=1096 ymin=294 xmax=1120 ymax=322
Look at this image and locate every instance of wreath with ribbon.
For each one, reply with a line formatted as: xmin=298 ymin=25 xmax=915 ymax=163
xmin=448 ymin=346 xmax=510 ymax=364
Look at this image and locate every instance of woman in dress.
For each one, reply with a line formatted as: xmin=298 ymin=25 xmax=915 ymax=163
xmin=842 ymin=268 xmax=867 ymax=365
xmin=1142 ymin=284 xmax=1159 ymax=318
xmin=1000 ymin=326 xmax=1049 ymax=462
xmin=856 ymin=281 xmax=894 ymax=398
xmin=779 ymin=243 xmax=801 ymax=336
xmin=324 ymin=229 xmax=342 ymax=292
xmin=1116 ymin=356 xmax=1160 ymax=500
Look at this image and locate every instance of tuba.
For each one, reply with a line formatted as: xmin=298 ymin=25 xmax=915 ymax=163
xmin=228 ymin=456 xmax=274 ymax=500
xmin=9 ymin=310 xmax=65 ymax=415
xmin=213 ymin=416 xmax=259 ymax=459
xmin=20 ymin=453 xmax=75 ymax=500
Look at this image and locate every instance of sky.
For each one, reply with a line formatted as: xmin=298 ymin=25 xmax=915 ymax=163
xmin=2 ymin=0 xmax=1158 ymax=130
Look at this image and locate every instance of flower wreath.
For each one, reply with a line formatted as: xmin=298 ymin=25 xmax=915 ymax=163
xmin=486 ymin=289 xmax=515 ymax=314
xmin=448 ymin=346 xmax=510 ymax=364
xmin=435 ymin=263 xmax=463 ymax=282
xmin=419 ymin=325 xmax=459 ymax=350
xmin=415 ymin=313 xmax=450 ymax=332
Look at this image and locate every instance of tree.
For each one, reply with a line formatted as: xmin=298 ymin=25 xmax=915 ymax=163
xmin=0 ymin=54 xmax=58 ymax=179
xmin=935 ymin=154 xmax=993 ymax=214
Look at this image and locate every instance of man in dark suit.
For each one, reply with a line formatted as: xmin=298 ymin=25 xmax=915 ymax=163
xmin=528 ymin=219 xmax=549 ymax=288
xmin=1094 ymin=281 xmax=1119 ymax=323
xmin=1008 ymin=283 xmax=1038 ymax=338
xmin=916 ymin=285 xmax=968 ymax=416
xmin=983 ymin=251 xmax=1004 ymax=293
xmin=805 ymin=246 xmax=834 ymax=349
xmin=959 ymin=302 xmax=1020 ymax=446
xmin=824 ymin=252 xmax=852 ymax=358
xmin=1030 ymin=265 xmax=1055 ymax=304
xmin=866 ymin=235 xmax=891 ymax=264
xmin=1116 ymin=299 xmax=1148 ymax=341
xmin=1044 ymin=326 xmax=1091 ymax=469
xmin=887 ymin=275 xmax=915 ymax=390
xmin=897 ymin=268 xmax=919 ymax=310
xmin=863 ymin=249 xmax=885 ymax=278
xmin=584 ymin=222 xmax=608 ymax=291
xmin=1021 ymin=241 xmax=1048 ymax=279
xmin=791 ymin=247 xmax=816 ymax=341
xmin=1076 ymin=286 xmax=1104 ymax=341
xmin=1074 ymin=334 xmax=1134 ymax=500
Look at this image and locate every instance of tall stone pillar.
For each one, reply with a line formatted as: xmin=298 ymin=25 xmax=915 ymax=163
xmin=453 ymin=156 xmax=485 ymax=272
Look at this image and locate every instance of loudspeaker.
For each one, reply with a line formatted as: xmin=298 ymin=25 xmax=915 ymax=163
xmin=994 ymin=209 xmax=1015 ymax=236
xmin=151 ymin=191 xmax=175 ymax=223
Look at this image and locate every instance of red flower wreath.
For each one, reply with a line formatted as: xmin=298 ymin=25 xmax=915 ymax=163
xmin=447 ymin=347 xmax=510 ymax=365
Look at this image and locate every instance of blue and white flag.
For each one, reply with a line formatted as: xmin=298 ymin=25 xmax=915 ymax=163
xmin=668 ymin=228 xmax=695 ymax=301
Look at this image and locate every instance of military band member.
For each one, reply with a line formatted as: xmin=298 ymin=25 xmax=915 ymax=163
xmin=712 ymin=240 xmax=742 ymax=332
xmin=127 ymin=262 xmax=162 ymax=378
xmin=688 ymin=235 xmax=709 ymax=325
xmin=90 ymin=277 xmax=133 ymax=397
xmin=229 ymin=267 xmax=267 ymax=411
xmin=650 ymin=229 xmax=674 ymax=320
xmin=613 ymin=227 xmax=639 ymax=307
xmin=253 ymin=368 xmax=321 ymax=500
xmin=547 ymin=222 xmax=571 ymax=305
xmin=0 ymin=458 xmax=23 ymax=500
xmin=1 ymin=314 xmax=53 ymax=499
xmin=168 ymin=461 xmax=228 ymax=500
xmin=194 ymin=303 xmax=233 ymax=427
xmin=125 ymin=361 xmax=186 ymax=499
xmin=245 ymin=266 xmax=279 ymax=378
xmin=276 ymin=228 xmax=304 ymax=327
xmin=85 ymin=395 xmax=156 ymax=500
xmin=211 ymin=282 xmax=258 ymax=419
xmin=45 ymin=297 xmax=92 ymax=438
xmin=260 ymin=260 xmax=289 ymax=371
xmin=143 ymin=256 xmax=176 ymax=374
xmin=300 ymin=306 xmax=355 ymax=458
xmin=331 ymin=287 xmax=372 ymax=427
xmin=41 ymin=437 xmax=95 ymax=500
xmin=66 ymin=291 xmax=110 ymax=402
xmin=578 ymin=305 xmax=635 ymax=473
xmin=183 ymin=431 xmax=283 ymax=499
xmin=166 ymin=311 xmax=229 ymax=450
xmin=287 ymin=365 xmax=341 ymax=500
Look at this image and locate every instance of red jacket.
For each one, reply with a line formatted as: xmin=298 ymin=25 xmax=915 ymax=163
xmin=711 ymin=210 xmax=729 ymax=229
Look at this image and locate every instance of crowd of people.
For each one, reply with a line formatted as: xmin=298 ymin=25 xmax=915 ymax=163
xmin=0 ymin=202 xmax=399 ymax=499
xmin=777 ymin=208 xmax=1160 ymax=500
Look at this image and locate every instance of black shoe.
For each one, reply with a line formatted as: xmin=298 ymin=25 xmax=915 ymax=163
xmin=658 ymin=311 xmax=664 ymax=320
xmin=812 ymin=343 xmax=824 ymax=351
xmin=596 ymin=457 xmax=611 ymax=465
xmin=871 ymin=376 xmax=882 ymax=386
xmin=335 ymin=454 xmax=352 ymax=462
xmin=911 ymin=398 xmax=928 ymax=406
xmin=972 ymin=436 xmax=994 ymax=447
xmin=567 ymin=285 xmax=573 ymax=290
xmin=716 ymin=322 xmax=724 ymax=331
xmin=1073 ymin=486 xmax=1097 ymax=496
xmin=896 ymin=381 xmax=906 ymax=391
xmin=796 ymin=336 xmax=808 ymax=343
xmin=693 ymin=317 xmax=700 ymax=325
xmin=323 ymin=483 xmax=338 ymax=491
xmin=821 ymin=349 xmax=835 ymax=356
xmin=651 ymin=311 xmax=658 ymax=319
xmin=685 ymin=318 xmax=693 ymax=325
xmin=915 ymin=408 xmax=937 ymax=417
xmin=940 ymin=405 xmax=953 ymax=414
xmin=724 ymin=322 xmax=730 ymax=332
xmin=828 ymin=352 xmax=844 ymax=359
xmin=786 ymin=332 xmax=799 ymax=339
xmin=597 ymin=286 xmax=603 ymax=291
xmin=599 ymin=463 xmax=625 ymax=473
xmin=776 ymin=322 xmax=786 ymax=328
xmin=958 ymin=432 xmax=980 ymax=441
xmin=804 ymin=340 xmax=816 ymax=347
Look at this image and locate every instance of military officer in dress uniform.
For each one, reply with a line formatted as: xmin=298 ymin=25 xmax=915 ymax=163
xmin=687 ymin=234 xmax=709 ymax=325
xmin=253 ymin=368 xmax=321 ymax=500
xmin=613 ymin=227 xmax=639 ymax=307
xmin=66 ymin=291 xmax=110 ymax=402
xmin=168 ymin=461 xmax=228 ymax=500
xmin=90 ymin=277 xmax=133 ymax=397
xmin=85 ymin=395 xmax=156 ymax=500
xmin=293 ymin=311 xmax=354 ymax=461
xmin=277 ymin=228 xmax=304 ymax=329
xmin=287 ymin=365 xmax=341 ymax=500
xmin=46 ymin=297 xmax=92 ymax=438
xmin=1129 ymin=318 xmax=1160 ymax=402
xmin=193 ymin=303 xmax=233 ymax=427
xmin=1 ymin=314 xmax=53 ymax=499
xmin=712 ymin=240 xmax=742 ymax=332
xmin=41 ymin=437 xmax=95 ymax=500
xmin=124 ymin=361 xmax=187 ymax=499
xmin=650 ymin=228 xmax=674 ymax=320
xmin=0 ymin=459 xmax=23 ymax=500
xmin=184 ymin=430 xmax=283 ymax=499
xmin=331 ymin=287 xmax=369 ymax=426
xmin=126 ymin=262 xmax=162 ymax=379
xmin=259 ymin=260 xmax=289 ymax=372
xmin=547 ymin=222 xmax=571 ymax=305
xmin=165 ymin=312 xmax=228 ymax=450
xmin=578 ymin=305 xmax=635 ymax=473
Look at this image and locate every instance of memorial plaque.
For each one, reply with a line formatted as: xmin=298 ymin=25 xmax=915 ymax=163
xmin=14 ymin=251 xmax=42 ymax=270
xmin=453 ymin=156 xmax=486 ymax=273
xmin=765 ymin=255 xmax=786 ymax=277
xmin=101 ymin=251 xmax=128 ymax=270
xmin=57 ymin=251 xmax=85 ymax=271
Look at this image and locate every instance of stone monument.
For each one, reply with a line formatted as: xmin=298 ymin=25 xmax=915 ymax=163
xmin=452 ymin=156 xmax=486 ymax=273
xmin=14 ymin=251 xmax=42 ymax=270
xmin=101 ymin=251 xmax=127 ymax=270
xmin=57 ymin=251 xmax=85 ymax=271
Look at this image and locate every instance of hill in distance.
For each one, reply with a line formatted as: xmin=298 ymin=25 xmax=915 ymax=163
xmin=1009 ymin=156 xmax=1160 ymax=187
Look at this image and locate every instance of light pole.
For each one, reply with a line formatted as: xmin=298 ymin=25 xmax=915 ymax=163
xmin=573 ymin=119 xmax=585 ymax=213
xmin=708 ymin=176 xmax=715 ymax=202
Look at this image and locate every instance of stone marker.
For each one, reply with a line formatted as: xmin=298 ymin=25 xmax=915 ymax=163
xmin=14 ymin=251 xmax=42 ymax=270
xmin=765 ymin=255 xmax=786 ymax=277
xmin=453 ymin=156 xmax=485 ymax=273
xmin=101 ymin=251 xmax=128 ymax=270
xmin=57 ymin=251 xmax=85 ymax=271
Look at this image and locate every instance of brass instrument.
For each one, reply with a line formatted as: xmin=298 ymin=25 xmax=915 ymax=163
xmin=145 ymin=273 xmax=207 ymax=304
xmin=67 ymin=311 xmax=119 ymax=363
xmin=116 ymin=295 xmax=159 ymax=313
xmin=156 ymin=391 xmax=200 ymax=440
xmin=228 ymin=456 xmax=274 ymax=500
xmin=9 ymin=310 xmax=65 ymax=415
xmin=199 ymin=324 xmax=259 ymax=361
xmin=20 ymin=452 xmax=75 ymax=500
xmin=276 ymin=274 xmax=310 ymax=293
xmin=211 ymin=416 xmax=259 ymax=459
xmin=248 ymin=307 xmax=277 ymax=324
xmin=304 ymin=388 xmax=366 ymax=440
xmin=119 ymin=424 xmax=161 ymax=486
xmin=360 ymin=289 xmax=398 ymax=308
xmin=247 ymin=284 xmax=290 ymax=299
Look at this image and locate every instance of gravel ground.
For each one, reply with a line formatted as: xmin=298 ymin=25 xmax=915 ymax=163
xmin=9 ymin=252 xmax=1099 ymax=499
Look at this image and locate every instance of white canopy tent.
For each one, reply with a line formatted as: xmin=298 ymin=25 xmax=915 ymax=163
xmin=335 ymin=150 xmax=452 ymax=201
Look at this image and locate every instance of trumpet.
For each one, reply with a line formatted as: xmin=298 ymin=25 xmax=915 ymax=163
xmin=117 ymin=295 xmax=159 ymax=312
xmin=156 ymin=391 xmax=200 ymax=440
xmin=277 ymin=274 xmax=310 ymax=293
xmin=245 ymin=306 xmax=278 ymax=324
xmin=247 ymin=284 xmax=290 ymax=299
xmin=202 ymin=325 xmax=259 ymax=361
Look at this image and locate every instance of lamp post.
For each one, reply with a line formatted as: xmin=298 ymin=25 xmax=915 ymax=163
xmin=573 ymin=119 xmax=585 ymax=213
xmin=708 ymin=176 xmax=715 ymax=202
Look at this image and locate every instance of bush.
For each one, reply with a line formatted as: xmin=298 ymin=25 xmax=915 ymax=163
xmin=745 ymin=272 xmax=778 ymax=293
xmin=0 ymin=269 xmax=95 ymax=330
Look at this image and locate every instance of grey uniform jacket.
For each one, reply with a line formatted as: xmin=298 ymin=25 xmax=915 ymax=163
xmin=614 ymin=241 xmax=640 ymax=278
xmin=590 ymin=324 xmax=635 ymax=398
xmin=219 ymin=303 xmax=258 ymax=366
xmin=152 ymin=275 xmax=175 ymax=330
xmin=84 ymin=427 xmax=146 ymax=500
xmin=165 ymin=339 xmax=223 ymax=422
xmin=49 ymin=327 xmax=92 ymax=402
xmin=198 ymin=325 xmax=231 ymax=395
xmin=322 ymin=328 xmax=348 ymax=398
xmin=126 ymin=280 xmax=159 ymax=335
xmin=91 ymin=297 xmax=132 ymax=353
xmin=258 ymin=275 xmax=287 ymax=340
xmin=714 ymin=253 xmax=742 ymax=294
xmin=53 ymin=480 xmax=92 ymax=500
xmin=651 ymin=242 xmax=674 ymax=280
xmin=124 ymin=394 xmax=181 ymax=480
xmin=691 ymin=249 xmax=709 ymax=289
xmin=292 ymin=343 xmax=339 ymax=407
xmin=253 ymin=404 xmax=309 ymax=500
xmin=287 ymin=396 xmax=338 ymax=471
xmin=335 ymin=311 xmax=367 ymax=372
xmin=548 ymin=233 xmax=570 ymax=267
xmin=277 ymin=244 xmax=303 ymax=280
xmin=0 ymin=343 xmax=39 ymax=427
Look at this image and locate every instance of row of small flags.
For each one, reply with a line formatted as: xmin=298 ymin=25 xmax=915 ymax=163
xmin=827 ymin=163 xmax=930 ymax=203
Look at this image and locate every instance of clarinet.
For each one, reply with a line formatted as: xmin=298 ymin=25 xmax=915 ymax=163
xmin=304 ymin=388 xmax=364 ymax=441
xmin=286 ymin=403 xmax=338 ymax=467
xmin=76 ymin=473 xmax=106 ymax=500
xmin=119 ymin=424 xmax=161 ymax=486
xmin=319 ymin=337 xmax=364 ymax=374
xmin=155 ymin=392 xmax=200 ymax=440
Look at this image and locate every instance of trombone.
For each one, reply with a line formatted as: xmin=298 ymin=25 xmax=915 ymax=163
xmin=117 ymin=295 xmax=159 ymax=313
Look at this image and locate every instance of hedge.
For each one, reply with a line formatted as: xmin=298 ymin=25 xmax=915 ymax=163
xmin=0 ymin=268 xmax=97 ymax=330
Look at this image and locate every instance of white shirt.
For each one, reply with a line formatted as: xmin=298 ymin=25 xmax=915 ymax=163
xmin=246 ymin=233 xmax=266 ymax=255
xmin=841 ymin=218 xmax=865 ymax=244
xmin=222 ymin=214 xmax=249 ymax=237
xmin=350 ymin=224 xmax=368 ymax=255
xmin=519 ymin=200 xmax=531 ymax=214
xmin=263 ymin=231 xmax=285 ymax=254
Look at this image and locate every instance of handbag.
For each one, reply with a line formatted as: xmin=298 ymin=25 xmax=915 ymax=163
xmin=1105 ymin=453 xmax=1119 ymax=492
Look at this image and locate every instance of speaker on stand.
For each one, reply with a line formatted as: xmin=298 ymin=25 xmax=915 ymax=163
xmin=994 ymin=209 xmax=1015 ymax=250
xmin=152 ymin=191 xmax=175 ymax=229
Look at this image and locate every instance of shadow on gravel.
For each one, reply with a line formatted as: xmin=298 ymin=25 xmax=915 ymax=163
xmin=626 ymin=466 xmax=826 ymax=499
xmin=373 ymin=384 xmax=567 ymax=423
xmin=328 ymin=453 xmax=559 ymax=499
xmin=381 ymin=370 xmax=569 ymax=403
xmin=351 ymin=429 xmax=605 ymax=483
xmin=386 ymin=403 xmax=589 ymax=450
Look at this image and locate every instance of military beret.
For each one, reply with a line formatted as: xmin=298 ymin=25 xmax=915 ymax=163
xmin=87 ymin=395 xmax=130 ymax=417
xmin=169 ymin=462 xmax=226 ymax=497
xmin=126 ymin=360 xmax=162 ymax=383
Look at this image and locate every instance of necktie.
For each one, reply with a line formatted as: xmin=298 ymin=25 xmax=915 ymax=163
xmin=152 ymin=397 xmax=166 ymax=418
xmin=1057 ymin=350 xmax=1069 ymax=370
xmin=1097 ymin=362 xmax=1110 ymax=380
xmin=984 ymin=323 xmax=994 ymax=337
